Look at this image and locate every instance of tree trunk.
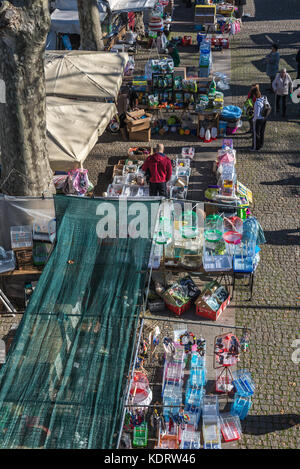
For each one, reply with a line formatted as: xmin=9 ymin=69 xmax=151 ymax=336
xmin=0 ymin=0 xmax=55 ymax=197
xmin=77 ymin=0 xmax=104 ymax=51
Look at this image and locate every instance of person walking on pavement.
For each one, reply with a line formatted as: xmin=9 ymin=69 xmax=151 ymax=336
xmin=244 ymin=83 xmax=260 ymax=132
xmin=167 ymin=44 xmax=180 ymax=67
xmin=250 ymin=89 xmax=271 ymax=151
xmin=272 ymin=68 xmax=293 ymax=118
xmin=234 ymin=0 xmax=247 ymax=19
xmin=265 ymin=44 xmax=280 ymax=91
xmin=141 ymin=144 xmax=172 ymax=197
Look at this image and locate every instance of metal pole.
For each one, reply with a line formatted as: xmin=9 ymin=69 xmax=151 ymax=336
xmin=116 ymin=317 xmax=145 ymax=449
xmin=142 ymin=314 xmax=251 ymax=331
xmin=116 ymin=210 xmax=159 ymax=448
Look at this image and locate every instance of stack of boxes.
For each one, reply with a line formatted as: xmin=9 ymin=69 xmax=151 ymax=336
xmin=125 ymin=109 xmax=152 ymax=142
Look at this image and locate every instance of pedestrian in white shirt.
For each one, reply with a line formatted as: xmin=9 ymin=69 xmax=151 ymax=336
xmin=251 ymin=89 xmax=271 ymax=151
xmin=272 ymin=68 xmax=293 ymax=118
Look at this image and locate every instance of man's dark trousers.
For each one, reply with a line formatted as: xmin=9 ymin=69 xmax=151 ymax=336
xmin=149 ymin=182 xmax=167 ymax=196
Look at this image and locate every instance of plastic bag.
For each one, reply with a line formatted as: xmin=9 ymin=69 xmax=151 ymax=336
xmin=69 ymin=169 xmax=91 ymax=196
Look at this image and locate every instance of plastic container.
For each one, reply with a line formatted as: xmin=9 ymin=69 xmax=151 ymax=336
xmin=176 ymin=165 xmax=191 ymax=178
xmin=107 ymin=184 xmax=123 ymax=197
xmin=164 ymin=299 xmax=191 ymax=316
xmin=181 ymin=147 xmax=195 ymax=159
xmin=170 ymin=186 xmax=188 ymax=199
xmin=230 ymin=394 xmax=252 ymax=420
xmin=202 ymin=244 xmax=233 ymax=272
xmin=112 ymin=175 xmax=128 ymax=185
xmin=163 ymin=393 xmax=182 ymax=420
xmin=232 ymin=370 xmax=255 ymax=397
xmin=189 ymin=366 xmax=207 ymax=387
xmin=220 ymin=413 xmax=242 ymax=442
xmin=180 ymin=425 xmax=201 ymax=449
xmin=133 ymin=423 xmax=148 ymax=447
xmin=176 ymin=158 xmax=191 ymax=168
xmin=10 ymin=226 xmax=32 ymax=249
xmin=205 ymin=214 xmax=223 ymax=232
xmin=202 ymin=395 xmax=219 ymax=422
xmin=191 ymin=351 xmax=206 ymax=369
xmin=202 ymin=420 xmax=222 ymax=449
xmin=0 ymin=249 xmax=15 ymax=274
xmin=164 ymin=362 xmax=184 ymax=387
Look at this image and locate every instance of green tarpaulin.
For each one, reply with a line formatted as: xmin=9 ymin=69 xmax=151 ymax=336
xmin=0 ymin=196 xmax=160 ymax=448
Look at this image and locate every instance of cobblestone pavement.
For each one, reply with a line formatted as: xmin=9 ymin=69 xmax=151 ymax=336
xmin=0 ymin=0 xmax=299 ymax=450
xmin=230 ymin=0 xmax=300 ymax=449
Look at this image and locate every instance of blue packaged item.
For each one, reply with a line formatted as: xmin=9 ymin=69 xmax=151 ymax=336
xmin=231 ymin=394 xmax=252 ymax=420
xmin=221 ymin=105 xmax=242 ymax=120
xmin=191 ymin=351 xmax=205 ymax=369
xmin=242 ymin=217 xmax=266 ymax=245
xmin=232 ymin=370 xmax=255 ymax=397
xmin=185 ymin=386 xmax=204 ymax=407
xmin=189 ymin=366 xmax=207 ymax=387
xmin=62 ymin=34 xmax=72 ymax=50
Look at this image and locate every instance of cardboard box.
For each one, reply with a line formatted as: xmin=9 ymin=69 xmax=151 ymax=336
xmin=128 ymin=128 xmax=151 ymax=142
xmin=126 ymin=118 xmax=151 ymax=133
xmin=125 ymin=109 xmax=147 ymax=122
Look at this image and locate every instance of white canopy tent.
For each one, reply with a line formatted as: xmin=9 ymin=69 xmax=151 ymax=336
xmin=45 ymin=51 xmax=128 ymax=100
xmin=46 ymin=97 xmax=117 ymax=171
xmin=101 ymin=0 xmax=156 ymax=13
xmin=44 ymin=51 xmax=128 ymax=170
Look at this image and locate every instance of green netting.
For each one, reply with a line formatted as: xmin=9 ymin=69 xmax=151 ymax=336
xmin=0 ymin=196 xmax=160 ymax=448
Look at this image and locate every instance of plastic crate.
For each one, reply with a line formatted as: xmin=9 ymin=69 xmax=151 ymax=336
xmin=230 ymin=394 xmax=252 ymax=420
xmin=164 ymin=299 xmax=191 ymax=316
xmin=195 ymin=295 xmax=230 ymax=321
xmin=133 ymin=423 xmax=148 ymax=447
xmin=202 ymin=420 xmax=221 ymax=449
xmin=10 ymin=226 xmax=32 ymax=249
xmin=107 ymin=184 xmax=124 ymax=197
xmin=220 ymin=413 xmax=242 ymax=442
xmin=232 ymin=370 xmax=255 ymax=397
xmin=180 ymin=425 xmax=201 ymax=449
xmin=202 ymin=395 xmax=219 ymax=422
xmin=112 ymin=175 xmax=128 ymax=185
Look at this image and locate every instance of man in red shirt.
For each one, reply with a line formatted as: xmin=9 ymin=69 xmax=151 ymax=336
xmin=141 ymin=144 xmax=172 ymax=197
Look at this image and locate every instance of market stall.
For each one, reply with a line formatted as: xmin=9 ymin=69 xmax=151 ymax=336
xmin=45 ymin=51 xmax=129 ymax=101
xmin=44 ymin=51 xmax=128 ymax=172
xmin=46 ymin=98 xmax=117 ymax=171
xmin=118 ymin=314 xmax=253 ymax=449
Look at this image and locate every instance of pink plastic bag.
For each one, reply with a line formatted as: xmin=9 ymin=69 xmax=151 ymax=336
xmin=69 ymin=169 xmax=90 ymax=196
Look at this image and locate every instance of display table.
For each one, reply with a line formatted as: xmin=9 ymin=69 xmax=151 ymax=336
xmin=0 ymin=269 xmax=42 ymax=277
xmin=158 ymin=264 xmax=255 ymax=301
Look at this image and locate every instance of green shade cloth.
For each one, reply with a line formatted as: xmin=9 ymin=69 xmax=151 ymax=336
xmin=0 ymin=196 xmax=160 ymax=448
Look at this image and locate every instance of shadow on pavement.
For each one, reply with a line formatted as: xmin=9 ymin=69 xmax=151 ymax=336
xmin=242 ymin=414 xmax=300 ymax=435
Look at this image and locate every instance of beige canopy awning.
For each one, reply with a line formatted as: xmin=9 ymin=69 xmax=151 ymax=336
xmin=46 ymin=97 xmax=117 ymax=171
xmin=45 ymin=51 xmax=128 ymax=101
